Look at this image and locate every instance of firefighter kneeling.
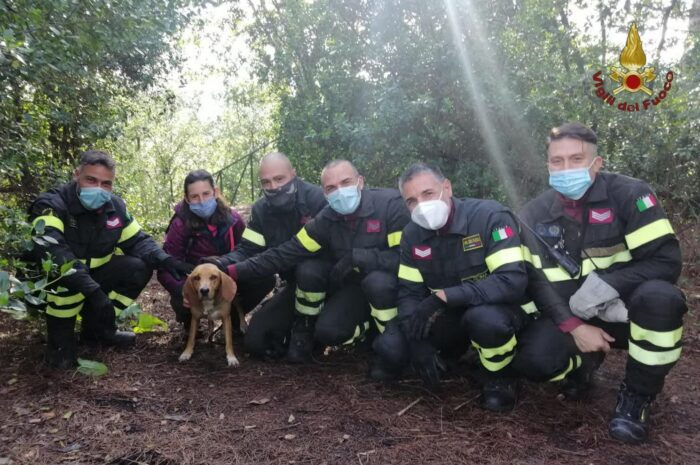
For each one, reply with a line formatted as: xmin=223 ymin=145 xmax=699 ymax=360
xmin=512 ymin=123 xmax=687 ymax=444
xmin=373 ymin=163 xmax=533 ymax=412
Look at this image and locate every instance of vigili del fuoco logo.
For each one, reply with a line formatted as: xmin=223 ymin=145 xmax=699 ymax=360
xmin=592 ymin=22 xmax=674 ymax=111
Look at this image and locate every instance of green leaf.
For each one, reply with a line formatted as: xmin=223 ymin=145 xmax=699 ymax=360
xmin=0 ymin=292 xmax=9 ymax=306
xmin=116 ymin=303 xmax=141 ymax=323
xmin=0 ymin=271 xmax=9 ymax=293
xmin=132 ymin=312 xmax=168 ymax=334
xmin=60 ymin=261 xmax=75 ymax=275
xmin=24 ymin=294 xmax=44 ymax=306
xmin=33 ymin=219 xmax=45 ymax=235
xmin=42 ymin=235 xmax=58 ymax=245
xmin=76 ymin=359 xmax=108 ymax=377
xmin=41 ymin=259 xmax=52 ymax=273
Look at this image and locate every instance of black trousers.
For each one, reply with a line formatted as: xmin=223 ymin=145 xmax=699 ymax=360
xmin=169 ymin=274 xmax=275 ymax=325
xmin=513 ymin=280 xmax=687 ymax=396
xmin=46 ymin=255 xmax=152 ymax=339
xmin=374 ymin=303 xmax=530 ymax=375
xmin=294 ymin=258 xmax=399 ymax=347
xmin=244 ymin=282 xmax=296 ymax=358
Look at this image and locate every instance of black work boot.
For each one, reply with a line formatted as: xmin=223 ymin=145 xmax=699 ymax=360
xmin=480 ymin=377 xmax=518 ymax=412
xmin=608 ymin=384 xmax=653 ymax=444
xmin=286 ymin=317 xmax=314 ymax=363
xmin=368 ymin=357 xmax=401 ymax=382
xmin=82 ymin=326 xmax=136 ymax=348
xmin=45 ymin=316 xmax=78 ymax=369
xmin=560 ymin=353 xmax=602 ymax=401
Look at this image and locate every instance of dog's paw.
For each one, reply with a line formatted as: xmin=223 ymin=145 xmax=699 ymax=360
xmin=179 ymin=351 xmax=192 ymax=362
xmin=227 ymin=355 xmax=240 ymax=367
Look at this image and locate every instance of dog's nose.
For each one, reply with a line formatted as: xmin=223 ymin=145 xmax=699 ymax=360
xmin=199 ymin=288 xmax=209 ymax=297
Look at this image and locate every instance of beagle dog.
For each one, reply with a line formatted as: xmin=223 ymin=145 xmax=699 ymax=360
xmin=180 ymin=263 xmax=243 ymax=367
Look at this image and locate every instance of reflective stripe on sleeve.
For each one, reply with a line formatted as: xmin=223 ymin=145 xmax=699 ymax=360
xmin=33 ymin=215 xmax=64 ymax=233
xmin=387 ymin=231 xmax=402 ymax=248
xmin=485 ymin=246 xmax=524 ymax=272
xmin=521 ymin=245 xmax=542 ymax=268
xmin=296 ymin=227 xmax=322 ymax=252
xmin=625 ymin=219 xmax=675 ymax=250
xmin=242 ymin=227 xmax=266 ymax=247
xmin=118 ymin=219 xmax=141 ymax=243
xmin=398 ymin=264 xmax=423 ymax=283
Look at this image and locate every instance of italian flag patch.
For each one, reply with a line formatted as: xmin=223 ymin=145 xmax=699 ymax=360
xmin=491 ymin=226 xmax=514 ymax=242
xmin=636 ymin=194 xmax=657 ymax=212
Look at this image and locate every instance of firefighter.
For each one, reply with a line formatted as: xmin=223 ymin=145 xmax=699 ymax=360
xmin=224 ymin=160 xmax=410 ymax=363
xmin=372 ymin=163 xmax=531 ymax=412
xmin=28 ymin=150 xmax=192 ymax=368
xmin=202 ymin=152 xmax=326 ymax=359
xmin=512 ymin=123 xmax=686 ymax=444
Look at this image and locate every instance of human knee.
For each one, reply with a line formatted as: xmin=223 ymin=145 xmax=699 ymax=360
xmin=462 ymin=305 xmax=514 ymax=345
xmin=295 ymin=259 xmax=331 ymax=290
xmin=628 ymin=280 xmax=686 ymax=328
xmin=361 ymin=271 xmax=398 ymax=307
xmin=372 ymin=324 xmax=407 ymax=366
xmin=512 ymin=320 xmax=574 ymax=382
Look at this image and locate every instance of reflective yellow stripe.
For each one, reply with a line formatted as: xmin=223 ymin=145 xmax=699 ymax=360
xmin=108 ymin=290 xmax=133 ymax=308
xmin=542 ymin=267 xmax=575 ymax=282
xmin=630 ymin=322 xmax=682 ymax=349
xmin=370 ymin=306 xmax=398 ymax=323
xmin=521 ymin=245 xmax=543 ymax=268
xmin=118 ymin=219 xmax=141 ymax=243
xmin=628 ymin=340 xmax=681 ymax=366
xmin=114 ymin=247 xmax=124 ymax=256
xmin=549 ymin=355 xmax=582 ymax=382
xmin=485 ymin=246 xmax=524 ymax=272
xmin=90 ymin=252 xmax=113 ymax=269
xmin=387 ymin=231 xmax=402 ymax=248
xmin=520 ymin=301 xmax=537 ymax=314
xmin=46 ymin=304 xmax=83 ymax=318
xmin=47 ymin=292 xmax=85 ymax=306
xmin=33 ymin=215 xmax=64 ymax=233
xmin=295 ymin=301 xmax=322 ymax=316
xmin=625 ymin=219 xmax=675 ymax=250
xmin=295 ymin=288 xmax=326 ymax=303
xmin=398 ymin=264 xmax=423 ymax=283
xmin=472 ymin=334 xmax=517 ymax=359
xmin=242 ymin=227 xmax=266 ymax=247
xmin=581 ymin=250 xmax=632 ymax=275
xmin=343 ymin=321 xmax=371 ymax=345
xmin=296 ymin=227 xmax=322 ymax=252
xmin=478 ymin=353 xmax=514 ymax=372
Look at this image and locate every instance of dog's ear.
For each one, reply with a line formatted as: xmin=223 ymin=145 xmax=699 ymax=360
xmin=218 ymin=270 xmax=237 ymax=302
xmin=182 ymin=274 xmax=199 ymax=307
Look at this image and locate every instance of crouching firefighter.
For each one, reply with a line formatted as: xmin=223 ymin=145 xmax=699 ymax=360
xmin=373 ymin=163 xmax=533 ymax=413
xmin=512 ymin=123 xmax=686 ymax=444
xmin=203 ymin=152 xmax=326 ymax=359
xmin=225 ymin=160 xmax=410 ymax=364
xmin=28 ymin=150 xmax=193 ymax=368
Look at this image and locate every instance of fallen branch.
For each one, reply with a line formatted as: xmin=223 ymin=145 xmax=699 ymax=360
xmin=397 ymin=397 xmax=422 ymax=417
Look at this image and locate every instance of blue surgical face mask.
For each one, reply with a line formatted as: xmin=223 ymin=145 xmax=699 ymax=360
xmin=548 ymin=160 xmax=596 ymax=200
xmin=78 ymin=187 xmax=111 ymax=210
xmin=189 ymin=197 xmax=217 ymax=220
xmin=326 ymin=181 xmax=361 ymax=215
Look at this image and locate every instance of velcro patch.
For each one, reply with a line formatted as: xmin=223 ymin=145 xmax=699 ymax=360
xmin=462 ymin=234 xmax=483 ymax=252
xmin=366 ymin=219 xmax=381 ymax=233
xmin=589 ymin=208 xmax=614 ymax=224
xmin=105 ymin=216 xmax=123 ymax=230
xmin=412 ymin=245 xmax=432 ymax=260
xmin=636 ymin=194 xmax=657 ymax=212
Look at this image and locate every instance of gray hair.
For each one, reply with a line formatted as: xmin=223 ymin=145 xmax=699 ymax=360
xmin=259 ymin=151 xmax=293 ymax=169
xmin=79 ymin=150 xmax=116 ymax=172
xmin=398 ymin=163 xmax=445 ymax=193
xmin=321 ymin=159 xmax=359 ymax=178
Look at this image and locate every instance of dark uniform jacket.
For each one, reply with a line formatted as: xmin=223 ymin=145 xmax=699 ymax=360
xmin=232 ymin=188 xmax=410 ymax=281
xmin=397 ymin=197 xmax=528 ymax=318
xmin=29 ymin=181 xmax=168 ymax=296
xmin=519 ymin=171 xmax=681 ymax=326
xmin=219 ymin=178 xmax=326 ymax=274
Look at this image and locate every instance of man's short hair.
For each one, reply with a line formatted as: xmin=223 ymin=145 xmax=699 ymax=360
xmin=79 ymin=150 xmax=116 ymax=171
xmin=259 ymin=151 xmax=292 ymax=169
xmin=547 ymin=122 xmax=598 ymax=148
xmin=398 ymin=163 xmax=445 ymax=192
xmin=321 ymin=159 xmax=359 ymax=178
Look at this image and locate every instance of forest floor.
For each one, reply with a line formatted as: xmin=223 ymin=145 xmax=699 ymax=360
xmin=0 ymin=227 xmax=698 ymax=465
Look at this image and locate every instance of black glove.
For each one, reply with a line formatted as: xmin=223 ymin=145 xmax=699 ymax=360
xmin=407 ymin=294 xmax=445 ymax=340
xmin=409 ymin=340 xmax=445 ymax=386
xmin=198 ymin=256 xmax=226 ymax=272
xmin=329 ymin=252 xmax=355 ymax=291
xmin=84 ymin=289 xmax=116 ymax=330
xmin=351 ymin=248 xmax=375 ymax=273
xmin=160 ymin=257 xmax=194 ymax=281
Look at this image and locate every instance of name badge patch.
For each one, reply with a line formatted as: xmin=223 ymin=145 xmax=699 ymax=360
xmin=462 ymin=234 xmax=483 ymax=252
xmin=589 ymin=208 xmax=614 ymax=224
xmin=105 ymin=216 xmax=123 ymax=230
xmin=366 ymin=219 xmax=381 ymax=233
xmin=412 ymin=245 xmax=432 ymax=260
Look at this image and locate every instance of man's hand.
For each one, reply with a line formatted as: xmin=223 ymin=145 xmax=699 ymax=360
xmin=329 ymin=252 xmax=354 ymax=291
xmin=570 ymin=323 xmax=615 ymax=353
xmin=408 ymin=340 xmax=445 ymax=386
xmin=199 ymin=256 xmax=226 ymax=272
xmin=407 ymin=294 xmax=444 ymax=340
xmin=160 ymin=257 xmax=194 ymax=281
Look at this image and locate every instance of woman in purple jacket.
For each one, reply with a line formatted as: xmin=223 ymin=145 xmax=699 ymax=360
xmin=157 ymin=170 xmax=246 ymax=329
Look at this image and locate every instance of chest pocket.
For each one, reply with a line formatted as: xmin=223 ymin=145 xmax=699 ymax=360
xmin=352 ymin=219 xmax=388 ymax=250
xmin=420 ymin=236 xmax=488 ymax=289
xmin=584 ymin=207 xmax=625 ymax=248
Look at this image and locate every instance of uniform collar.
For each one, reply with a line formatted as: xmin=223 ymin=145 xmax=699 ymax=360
xmin=546 ymin=172 xmax=609 ymax=221
xmin=413 ymin=197 xmax=463 ymax=240
xmin=325 ymin=188 xmax=374 ymax=221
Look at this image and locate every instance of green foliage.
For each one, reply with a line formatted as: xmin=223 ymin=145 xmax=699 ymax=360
xmin=76 ymin=358 xmax=109 ymax=377
xmin=116 ymin=303 xmax=168 ymax=333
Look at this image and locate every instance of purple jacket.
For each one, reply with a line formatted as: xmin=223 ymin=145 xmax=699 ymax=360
xmin=157 ymin=202 xmax=245 ymax=294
